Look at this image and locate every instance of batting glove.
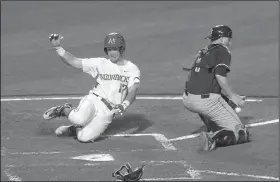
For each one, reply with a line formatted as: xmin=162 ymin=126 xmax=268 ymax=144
xmin=49 ymin=33 xmax=63 ymax=48
xmin=114 ymin=100 xmax=130 ymax=113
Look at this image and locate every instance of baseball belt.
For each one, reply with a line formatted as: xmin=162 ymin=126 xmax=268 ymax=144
xmin=91 ymin=93 xmax=113 ymax=111
xmin=185 ymin=90 xmax=211 ymax=99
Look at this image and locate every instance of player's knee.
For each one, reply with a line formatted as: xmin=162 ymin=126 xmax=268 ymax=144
xmin=68 ymin=111 xmax=87 ymax=125
xmin=68 ymin=102 xmax=95 ymax=125
xmin=76 ymin=129 xmax=100 ymax=143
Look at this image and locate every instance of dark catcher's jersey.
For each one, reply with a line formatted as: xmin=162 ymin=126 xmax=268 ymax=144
xmin=185 ymin=44 xmax=231 ymax=95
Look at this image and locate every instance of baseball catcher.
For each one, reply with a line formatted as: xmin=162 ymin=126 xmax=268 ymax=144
xmin=43 ymin=32 xmax=140 ymax=143
xmin=183 ymin=25 xmax=251 ymax=151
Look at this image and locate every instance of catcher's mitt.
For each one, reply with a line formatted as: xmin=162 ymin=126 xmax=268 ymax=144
xmin=112 ymin=163 xmax=145 ymax=181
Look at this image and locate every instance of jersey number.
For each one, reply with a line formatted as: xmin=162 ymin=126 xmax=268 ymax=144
xmin=194 ymin=67 xmax=200 ymax=72
xmin=119 ymin=83 xmax=128 ymax=93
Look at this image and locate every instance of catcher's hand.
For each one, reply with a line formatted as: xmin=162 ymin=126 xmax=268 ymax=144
xmin=49 ymin=33 xmax=63 ymax=48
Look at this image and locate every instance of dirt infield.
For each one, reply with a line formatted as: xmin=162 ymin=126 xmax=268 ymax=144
xmin=1 ymin=1 xmax=279 ymax=181
xmin=1 ymin=97 xmax=279 ymax=181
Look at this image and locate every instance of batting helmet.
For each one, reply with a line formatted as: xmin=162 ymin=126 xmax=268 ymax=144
xmin=205 ymin=25 xmax=232 ymax=41
xmin=104 ymin=32 xmax=126 ymax=55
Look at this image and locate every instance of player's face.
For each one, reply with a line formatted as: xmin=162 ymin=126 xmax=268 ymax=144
xmin=107 ymin=48 xmax=121 ymax=63
xmin=222 ymin=37 xmax=232 ymax=48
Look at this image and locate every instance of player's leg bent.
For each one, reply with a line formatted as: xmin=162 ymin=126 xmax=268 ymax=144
xmin=76 ymin=115 xmax=113 ymax=142
xmin=183 ymin=92 xmax=215 ymax=132
xmin=51 ymin=95 xmax=97 ymax=137
xmin=74 ymin=95 xmax=115 ymax=143
xmin=206 ymin=95 xmax=250 ymax=146
xmin=55 ymin=124 xmax=78 ymax=137
xmin=67 ymin=95 xmax=96 ymax=126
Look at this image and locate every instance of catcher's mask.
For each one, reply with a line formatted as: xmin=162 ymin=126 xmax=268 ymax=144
xmin=112 ymin=163 xmax=145 ymax=181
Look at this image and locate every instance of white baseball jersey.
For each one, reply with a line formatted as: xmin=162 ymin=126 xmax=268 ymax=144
xmin=82 ymin=57 xmax=140 ymax=105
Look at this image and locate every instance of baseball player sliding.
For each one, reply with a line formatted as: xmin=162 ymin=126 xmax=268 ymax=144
xmin=183 ymin=25 xmax=251 ymax=151
xmin=43 ymin=32 xmax=140 ymax=143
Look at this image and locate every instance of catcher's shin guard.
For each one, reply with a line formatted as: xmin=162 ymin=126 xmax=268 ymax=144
xmin=112 ymin=163 xmax=145 ymax=181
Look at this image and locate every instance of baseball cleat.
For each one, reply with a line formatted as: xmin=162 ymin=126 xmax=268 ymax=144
xmin=43 ymin=103 xmax=72 ymax=120
xmin=237 ymin=126 xmax=251 ymax=143
xmin=200 ymin=131 xmax=216 ymax=151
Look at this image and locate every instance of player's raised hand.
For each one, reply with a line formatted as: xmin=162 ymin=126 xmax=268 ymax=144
xmin=49 ymin=33 xmax=63 ymax=48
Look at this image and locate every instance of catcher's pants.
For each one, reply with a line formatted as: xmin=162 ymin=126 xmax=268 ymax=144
xmin=64 ymin=94 xmax=115 ymax=142
xmin=182 ymin=92 xmax=244 ymax=140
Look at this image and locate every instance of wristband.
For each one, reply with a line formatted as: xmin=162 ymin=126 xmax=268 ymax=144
xmin=55 ymin=46 xmax=66 ymax=56
xmin=122 ymin=100 xmax=130 ymax=110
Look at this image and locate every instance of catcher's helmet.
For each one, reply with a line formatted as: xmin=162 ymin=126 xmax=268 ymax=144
xmin=205 ymin=25 xmax=232 ymax=41
xmin=104 ymin=32 xmax=126 ymax=55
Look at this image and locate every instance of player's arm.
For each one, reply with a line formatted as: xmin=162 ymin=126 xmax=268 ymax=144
xmin=55 ymin=47 xmax=83 ymax=69
xmin=214 ymin=50 xmax=245 ymax=107
xmin=49 ymin=34 xmax=83 ymax=69
xmin=124 ymin=82 xmax=140 ymax=105
xmin=216 ymin=75 xmax=235 ymax=98
xmin=115 ymin=69 xmax=140 ymax=113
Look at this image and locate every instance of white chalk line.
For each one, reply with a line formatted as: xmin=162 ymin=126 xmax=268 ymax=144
xmin=5 ymin=160 xmax=278 ymax=181
xmin=5 ymin=160 xmax=187 ymax=168
xmin=169 ymin=119 xmax=279 ymax=142
xmin=1 ymin=95 xmax=277 ymax=181
xmin=110 ymin=133 xmax=176 ymax=150
xmin=197 ymin=170 xmax=279 ymax=181
xmin=4 ymin=169 xmax=22 ymax=182
xmin=2 ymin=148 xmax=171 ymax=156
xmin=0 ymin=95 xmax=263 ymax=102
xmin=141 ymin=176 xmax=200 ymax=181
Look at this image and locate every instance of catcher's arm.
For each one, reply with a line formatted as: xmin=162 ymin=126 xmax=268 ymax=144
xmin=49 ymin=34 xmax=83 ymax=69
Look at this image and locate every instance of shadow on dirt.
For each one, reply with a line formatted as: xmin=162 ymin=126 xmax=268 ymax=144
xmin=95 ymin=113 xmax=154 ymax=142
xmin=36 ymin=113 xmax=154 ymax=142
xmin=191 ymin=116 xmax=255 ymax=134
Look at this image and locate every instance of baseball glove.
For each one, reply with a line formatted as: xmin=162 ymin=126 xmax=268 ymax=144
xmin=112 ymin=163 xmax=145 ymax=181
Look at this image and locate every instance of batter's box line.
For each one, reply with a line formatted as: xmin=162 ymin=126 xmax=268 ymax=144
xmin=107 ymin=133 xmax=177 ymax=150
xmin=1 ymin=148 xmax=173 ymax=156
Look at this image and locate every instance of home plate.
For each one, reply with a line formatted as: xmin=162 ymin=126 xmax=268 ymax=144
xmin=71 ymin=154 xmax=114 ymax=162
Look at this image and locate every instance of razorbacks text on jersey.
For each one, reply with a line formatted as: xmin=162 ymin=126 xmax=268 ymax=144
xmin=82 ymin=57 xmax=140 ymax=105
